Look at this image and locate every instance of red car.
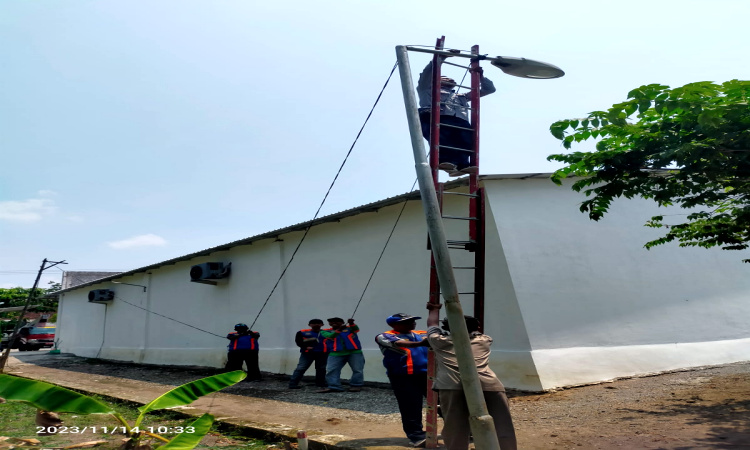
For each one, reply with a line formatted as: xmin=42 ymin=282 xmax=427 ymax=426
xmin=2 ymin=324 xmax=56 ymax=351
xmin=25 ymin=324 xmax=56 ymax=350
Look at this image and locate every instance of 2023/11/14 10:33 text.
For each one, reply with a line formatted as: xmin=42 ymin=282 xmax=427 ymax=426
xmin=35 ymin=426 xmax=197 ymax=434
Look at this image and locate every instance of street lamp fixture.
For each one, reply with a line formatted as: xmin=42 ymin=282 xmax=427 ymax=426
xmin=490 ymin=55 xmax=564 ymax=79
xmin=404 ymin=46 xmax=564 ymax=79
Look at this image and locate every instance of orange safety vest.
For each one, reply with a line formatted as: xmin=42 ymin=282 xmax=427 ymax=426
xmin=227 ymin=331 xmax=258 ymax=351
xmin=379 ymin=330 xmax=428 ymax=375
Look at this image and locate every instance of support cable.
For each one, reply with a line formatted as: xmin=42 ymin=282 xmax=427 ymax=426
xmin=350 ymin=177 xmax=418 ymax=318
xmin=115 ymin=296 xmax=225 ymax=338
xmin=248 ymin=62 xmax=399 ymax=329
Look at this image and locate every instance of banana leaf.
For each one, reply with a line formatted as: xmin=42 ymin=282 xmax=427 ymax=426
xmin=136 ymin=371 xmax=244 ymax=425
xmin=0 ymin=374 xmax=113 ymax=414
xmin=156 ymin=413 xmax=214 ymax=449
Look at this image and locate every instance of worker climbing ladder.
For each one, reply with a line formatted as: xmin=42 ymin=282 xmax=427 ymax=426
xmin=398 ymin=37 xmax=562 ymax=449
xmin=424 ymin=36 xmax=487 ymax=448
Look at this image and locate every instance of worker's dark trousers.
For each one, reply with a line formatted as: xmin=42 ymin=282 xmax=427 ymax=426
xmin=289 ymin=351 xmax=329 ymax=387
xmin=225 ymin=349 xmax=262 ymax=381
xmin=439 ymin=389 xmax=517 ymax=450
xmin=388 ymin=373 xmax=427 ymax=443
xmin=419 ymin=111 xmax=473 ymax=169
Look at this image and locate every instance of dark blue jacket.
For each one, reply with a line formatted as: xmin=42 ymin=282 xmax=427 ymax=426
xmin=227 ymin=331 xmax=259 ymax=351
xmin=376 ymin=330 xmax=428 ymax=376
xmin=295 ymin=328 xmax=332 ymax=353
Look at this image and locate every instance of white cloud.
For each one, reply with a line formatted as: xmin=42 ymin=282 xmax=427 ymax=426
xmin=108 ymin=234 xmax=167 ymax=250
xmin=38 ymin=190 xmax=58 ymax=197
xmin=0 ymin=198 xmax=57 ymax=223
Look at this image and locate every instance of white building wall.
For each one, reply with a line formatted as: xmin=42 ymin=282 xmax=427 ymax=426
xmin=59 ymin=199 xmax=452 ymax=384
xmin=484 ymin=177 xmax=750 ymax=390
xmin=57 ymin=177 xmax=750 ymax=391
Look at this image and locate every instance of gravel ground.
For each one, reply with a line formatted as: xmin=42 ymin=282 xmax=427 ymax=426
xmin=14 ymin=354 xmax=404 ymax=418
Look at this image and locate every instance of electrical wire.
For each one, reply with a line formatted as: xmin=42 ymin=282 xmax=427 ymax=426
xmin=115 ymin=295 xmax=225 ymax=338
xmin=94 ymin=303 xmax=108 ymax=359
xmin=248 ymin=61 xmax=399 ymax=329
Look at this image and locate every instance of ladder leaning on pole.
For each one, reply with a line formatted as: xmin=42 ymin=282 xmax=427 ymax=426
xmin=424 ymin=36 xmax=487 ymax=449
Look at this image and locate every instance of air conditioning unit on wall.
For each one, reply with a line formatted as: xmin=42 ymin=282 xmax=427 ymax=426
xmin=190 ymin=262 xmax=231 ymax=285
xmin=88 ymin=289 xmax=115 ymax=302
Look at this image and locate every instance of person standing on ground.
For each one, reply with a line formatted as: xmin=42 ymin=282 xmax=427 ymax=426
xmin=425 ymin=303 xmax=517 ymax=450
xmin=317 ymin=317 xmax=365 ymax=393
xmin=288 ymin=318 xmax=331 ymax=389
xmin=375 ymin=313 xmax=431 ymax=448
xmin=416 ymin=57 xmax=496 ymax=177
xmin=226 ymin=323 xmax=262 ymax=381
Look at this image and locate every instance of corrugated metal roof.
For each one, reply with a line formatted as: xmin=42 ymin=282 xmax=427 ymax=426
xmin=53 ymin=173 xmax=552 ymax=295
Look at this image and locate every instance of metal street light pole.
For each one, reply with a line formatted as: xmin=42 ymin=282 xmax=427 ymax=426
xmin=396 ymin=42 xmax=563 ymax=449
xmin=0 ymin=258 xmax=67 ymax=373
xmin=395 ymin=45 xmax=501 ymax=450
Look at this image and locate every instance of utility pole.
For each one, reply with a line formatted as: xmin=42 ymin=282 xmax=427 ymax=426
xmin=395 ymin=45 xmax=501 ymax=450
xmin=0 ymin=258 xmax=67 ymax=373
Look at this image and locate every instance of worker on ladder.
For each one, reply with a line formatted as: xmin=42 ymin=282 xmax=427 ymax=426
xmin=416 ymin=57 xmax=496 ymax=177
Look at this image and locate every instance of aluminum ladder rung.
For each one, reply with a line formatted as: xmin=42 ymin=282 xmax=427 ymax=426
xmin=447 ymin=239 xmax=476 ymax=250
xmin=440 ymin=122 xmax=474 ymax=131
xmin=438 ymin=144 xmax=473 ymax=153
xmin=442 ymin=192 xmax=479 ymax=198
xmin=453 ymin=266 xmax=476 ymax=269
xmin=442 ymin=215 xmax=478 ymax=221
xmin=458 ymin=292 xmax=476 ymax=295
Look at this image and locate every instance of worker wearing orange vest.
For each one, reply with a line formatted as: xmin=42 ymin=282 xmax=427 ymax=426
xmin=288 ymin=319 xmax=331 ymax=389
xmin=317 ymin=317 xmax=365 ymax=393
xmin=376 ymin=313 xmax=430 ymax=448
xmin=226 ymin=323 xmax=261 ymax=381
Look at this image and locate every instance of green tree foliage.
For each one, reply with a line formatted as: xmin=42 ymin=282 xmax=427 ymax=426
xmin=46 ymin=281 xmax=62 ymax=294
xmin=548 ymin=80 xmax=750 ymax=261
xmin=0 ymin=282 xmax=59 ymax=320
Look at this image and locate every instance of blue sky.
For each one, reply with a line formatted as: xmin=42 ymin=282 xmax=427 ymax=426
xmin=2 ymin=0 xmax=748 ymax=288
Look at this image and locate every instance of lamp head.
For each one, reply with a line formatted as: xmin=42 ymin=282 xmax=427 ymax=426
xmin=489 ymin=56 xmax=565 ymax=79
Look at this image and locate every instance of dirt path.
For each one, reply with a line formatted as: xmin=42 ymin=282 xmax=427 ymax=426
xmin=513 ymin=366 xmax=750 ymax=449
xmin=5 ymin=352 xmax=750 ymax=449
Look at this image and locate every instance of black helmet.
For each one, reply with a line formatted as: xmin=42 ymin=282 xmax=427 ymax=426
xmin=234 ymin=323 xmax=249 ymax=330
xmin=441 ymin=316 xmax=480 ymax=333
